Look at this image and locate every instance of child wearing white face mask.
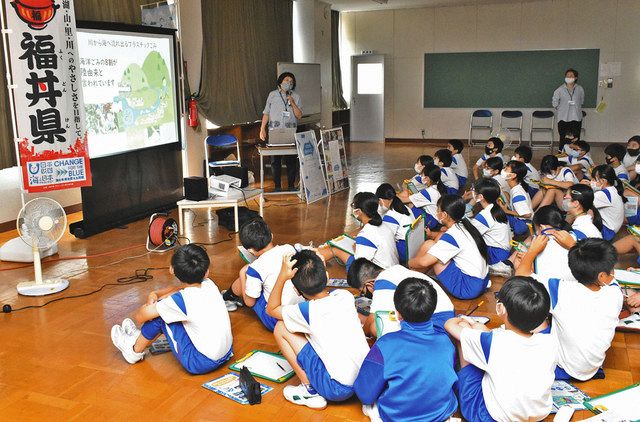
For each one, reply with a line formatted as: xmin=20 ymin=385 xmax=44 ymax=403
xmin=410 ymin=155 xmax=434 ymax=189
xmin=498 ymin=161 xmax=533 ymax=237
xmin=589 ymin=165 xmax=626 ymax=241
xmin=434 ymin=149 xmax=459 ymax=195
xmin=483 ymin=156 xmax=510 ymax=201
xmin=563 ymin=140 xmax=593 ymax=181
xmin=400 ymin=164 xmax=448 ymax=229
xmin=376 ymin=183 xmax=415 ymax=264
xmin=531 ymin=155 xmax=577 ymax=210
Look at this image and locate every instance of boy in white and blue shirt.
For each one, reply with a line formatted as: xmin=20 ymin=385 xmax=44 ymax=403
xmin=347 ymin=258 xmax=454 ymax=337
xmin=513 ymin=145 xmax=540 ymax=197
xmin=435 ymin=148 xmax=459 ymax=194
xmin=267 ymin=250 xmax=370 ymax=410
xmin=448 ymin=139 xmax=468 ymax=192
xmin=473 ymin=137 xmax=504 ymax=180
xmin=516 ymin=237 xmax=623 ymax=381
xmin=445 ymin=276 xmax=557 ymax=422
xmin=355 ymin=277 xmax=458 ymax=422
xmin=111 ymin=244 xmax=233 ymax=375
xmin=223 ymin=218 xmax=302 ymax=331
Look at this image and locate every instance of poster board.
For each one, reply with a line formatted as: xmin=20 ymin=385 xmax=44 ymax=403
xmin=295 ymin=130 xmax=328 ymax=204
xmin=320 ymin=128 xmax=349 ymax=194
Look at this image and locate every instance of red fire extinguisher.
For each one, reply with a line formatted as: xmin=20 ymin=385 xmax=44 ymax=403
xmin=188 ymin=96 xmax=198 ymax=128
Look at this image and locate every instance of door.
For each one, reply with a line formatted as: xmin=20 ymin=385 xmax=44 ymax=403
xmin=350 ymin=54 xmax=384 ymax=141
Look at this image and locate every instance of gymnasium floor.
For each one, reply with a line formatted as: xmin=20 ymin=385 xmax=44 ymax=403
xmin=0 ymin=142 xmax=638 ymax=421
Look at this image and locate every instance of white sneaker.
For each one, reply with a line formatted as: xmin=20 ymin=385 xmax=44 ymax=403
xmin=225 ymin=300 xmax=238 ymax=312
xmin=362 ymin=403 xmax=383 ymax=421
xmin=489 ymin=261 xmax=513 ymax=278
xmin=121 ymin=318 xmax=140 ymax=337
xmin=111 ymin=325 xmax=145 ymax=364
xmin=283 ymin=384 xmax=327 ymax=410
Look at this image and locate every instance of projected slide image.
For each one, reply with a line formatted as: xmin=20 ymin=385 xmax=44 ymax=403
xmin=77 ymin=29 xmax=178 ymax=158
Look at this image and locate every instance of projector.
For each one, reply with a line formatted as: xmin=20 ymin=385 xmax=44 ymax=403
xmin=210 ymin=174 xmax=241 ymax=195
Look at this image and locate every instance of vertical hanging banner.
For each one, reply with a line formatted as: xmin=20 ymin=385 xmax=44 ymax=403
xmin=4 ymin=0 xmax=91 ymax=192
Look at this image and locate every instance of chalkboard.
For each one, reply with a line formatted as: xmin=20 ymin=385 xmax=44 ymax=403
xmin=424 ymin=49 xmax=600 ymax=108
xmin=277 ymin=62 xmax=321 ymax=116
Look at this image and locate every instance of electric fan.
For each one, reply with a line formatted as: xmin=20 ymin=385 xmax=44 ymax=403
xmin=15 ymin=197 xmax=69 ymax=296
xmin=493 ymin=128 xmax=517 ymax=149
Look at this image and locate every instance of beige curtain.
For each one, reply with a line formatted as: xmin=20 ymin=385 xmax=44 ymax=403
xmin=196 ymin=0 xmax=293 ymax=126
xmin=0 ymin=0 xmax=150 ymax=170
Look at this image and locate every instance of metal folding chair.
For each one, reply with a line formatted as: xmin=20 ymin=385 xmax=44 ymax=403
xmin=468 ymin=109 xmax=493 ymax=146
xmin=499 ymin=110 xmax=523 ymax=147
xmin=529 ymin=110 xmax=555 ymax=150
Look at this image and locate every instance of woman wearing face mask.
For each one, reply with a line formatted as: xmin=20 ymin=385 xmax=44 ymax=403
xmin=400 ymin=164 xmax=447 ymax=227
xmin=376 ymin=183 xmax=414 ymax=263
xmin=499 ymin=161 xmax=533 ymax=236
xmin=408 ymin=195 xmax=489 ymax=300
xmin=260 ymin=72 xmax=303 ymax=192
xmin=319 ymin=192 xmax=399 ymax=271
xmin=563 ymin=184 xmax=603 ymax=239
xmin=532 ymin=155 xmax=578 ymax=210
xmin=552 ymin=68 xmax=584 ymax=153
xmin=589 ymin=165 xmax=626 ymax=240
xmin=469 ymin=178 xmax=513 ymax=277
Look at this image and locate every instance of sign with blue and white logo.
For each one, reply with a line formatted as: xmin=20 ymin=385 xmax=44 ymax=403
xmin=294 ymin=130 xmax=328 ymax=204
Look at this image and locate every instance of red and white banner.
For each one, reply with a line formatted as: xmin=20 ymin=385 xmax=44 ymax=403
xmin=4 ymin=0 xmax=91 ymax=193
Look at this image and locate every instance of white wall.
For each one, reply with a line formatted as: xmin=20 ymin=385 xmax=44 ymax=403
xmin=293 ymin=0 xmax=333 ymax=128
xmin=341 ymin=0 xmax=640 ymax=142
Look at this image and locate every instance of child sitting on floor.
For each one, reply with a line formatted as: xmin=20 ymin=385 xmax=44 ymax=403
xmin=110 ymin=244 xmax=233 ymax=374
xmin=564 ymin=140 xmax=594 ymax=181
xmin=445 ymin=276 xmax=556 ymax=422
xmin=400 ymin=164 xmax=447 ymax=226
xmin=516 ymin=237 xmax=623 ymax=381
xmin=222 ymin=218 xmax=302 ymax=331
xmin=410 ymin=155 xmax=434 ymax=189
xmin=448 ymin=139 xmax=468 ymax=192
xmin=604 ymin=143 xmax=630 ymax=181
xmin=532 ymin=155 xmax=577 ymax=210
xmin=512 ymin=145 xmax=540 ymax=198
xmin=483 ymin=156 xmax=510 ymax=200
xmin=409 ymin=194 xmax=489 ymax=300
xmin=564 ymin=184 xmax=603 ymax=240
xmin=267 ymin=251 xmax=370 ymax=409
xmin=434 ymin=148 xmax=459 ymax=195
xmin=624 ymin=135 xmax=640 ymax=180
xmin=500 ymin=160 xmax=534 ymax=236
xmin=355 ymin=277 xmax=458 ymax=422
xmin=590 ymin=165 xmax=626 ymax=241
xmin=376 ymin=183 xmax=414 ymax=264
xmin=473 ymin=137 xmax=504 ymax=180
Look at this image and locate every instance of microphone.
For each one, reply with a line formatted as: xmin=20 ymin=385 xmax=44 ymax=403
xmin=286 ymin=90 xmax=291 ymax=106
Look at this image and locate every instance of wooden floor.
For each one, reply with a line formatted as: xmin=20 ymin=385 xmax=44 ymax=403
xmin=0 ymin=142 xmax=638 ymax=421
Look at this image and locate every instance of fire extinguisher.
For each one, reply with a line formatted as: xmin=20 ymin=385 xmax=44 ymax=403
xmin=188 ymin=96 xmax=198 ymax=128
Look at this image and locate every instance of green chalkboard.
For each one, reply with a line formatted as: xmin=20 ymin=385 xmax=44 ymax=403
xmin=424 ymin=49 xmax=600 ymax=108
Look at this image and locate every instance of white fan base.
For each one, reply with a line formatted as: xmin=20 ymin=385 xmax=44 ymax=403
xmin=0 ymin=237 xmax=58 ymax=263
xmin=17 ymin=279 xmax=69 ymax=296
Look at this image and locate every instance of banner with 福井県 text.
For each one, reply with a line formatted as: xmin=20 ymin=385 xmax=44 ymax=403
xmin=4 ymin=0 xmax=91 ymax=193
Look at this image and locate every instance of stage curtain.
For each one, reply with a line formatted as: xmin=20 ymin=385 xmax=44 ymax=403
xmin=0 ymin=0 xmax=149 ymax=170
xmin=331 ymin=10 xmax=347 ymax=110
xmin=196 ymin=0 xmax=293 ymax=126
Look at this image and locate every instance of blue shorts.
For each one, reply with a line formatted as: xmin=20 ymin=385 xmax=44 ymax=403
xmin=628 ymin=210 xmax=640 ymax=225
xmin=554 ymin=366 xmax=605 ymax=381
xmin=601 ymin=225 xmax=616 ymax=241
xmin=507 ymin=215 xmax=530 ymax=236
xmin=527 ymin=185 xmax=539 ymax=198
xmin=457 ymin=176 xmax=467 ymax=193
xmin=252 ymin=294 xmax=277 ymax=332
xmin=458 ymin=365 xmax=496 ymax=422
xmin=424 ymin=212 xmax=439 ymax=229
xmin=297 ymin=343 xmax=354 ymax=401
xmin=487 ymin=246 xmax=510 ymax=265
xmin=396 ymin=239 xmax=407 ymax=264
xmin=446 ymin=187 xmax=458 ymax=195
xmin=141 ymin=317 xmax=233 ymax=375
xmin=437 ymin=260 xmax=489 ymax=300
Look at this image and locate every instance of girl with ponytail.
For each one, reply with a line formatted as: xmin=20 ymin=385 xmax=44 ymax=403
xmin=408 ymin=194 xmax=490 ymax=300
xmin=590 ymin=165 xmax=625 ymax=240
xmin=320 ymin=192 xmax=399 ymax=271
xmin=400 ymin=164 xmax=447 ymax=228
xmin=376 ymin=183 xmax=414 ymax=263
xmin=469 ymin=178 xmax=512 ymax=274
xmin=563 ymin=184 xmax=603 ymax=239
xmin=501 ymin=160 xmax=534 ymax=236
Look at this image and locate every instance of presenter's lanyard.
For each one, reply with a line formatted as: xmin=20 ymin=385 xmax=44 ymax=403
xmin=565 ymin=85 xmax=575 ymax=102
xmin=278 ymin=91 xmax=289 ymax=111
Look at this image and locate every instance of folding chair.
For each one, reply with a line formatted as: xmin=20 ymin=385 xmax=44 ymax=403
xmin=529 ymin=110 xmax=555 ymax=150
xmin=499 ymin=110 xmax=523 ymax=147
xmin=204 ymin=134 xmax=241 ymax=180
xmin=468 ymin=110 xmax=493 ymax=146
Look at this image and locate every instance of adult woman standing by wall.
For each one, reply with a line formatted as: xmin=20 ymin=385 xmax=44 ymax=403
xmin=259 ymin=72 xmax=303 ymax=191
xmin=552 ymin=68 xmax=584 ymax=153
